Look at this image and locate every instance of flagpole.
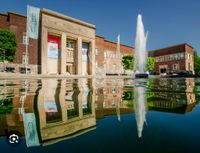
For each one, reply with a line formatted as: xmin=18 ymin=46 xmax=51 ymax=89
xmin=25 ymin=5 xmax=29 ymax=74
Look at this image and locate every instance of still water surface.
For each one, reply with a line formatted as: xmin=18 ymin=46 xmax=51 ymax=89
xmin=0 ymin=78 xmax=200 ymax=153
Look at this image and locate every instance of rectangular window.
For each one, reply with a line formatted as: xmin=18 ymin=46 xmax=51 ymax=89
xmin=187 ymin=53 xmax=190 ymax=59
xmin=112 ymin=87 xmax=116 ymax=94
xmin=170 ymin=55 xmax=174 ymax=61
xmin=104 ymin=52 xmax=107 ymax=58
xmin=188 ymin=54 xmax=192 ymax=60
xmin=156 ymin=57 xmax=159 ymax=62
xmin=174 ymin=54 xmax=178 ymax=60
xmin=159 ymin=56 xmax=164 ymax=62
xmin=165 ymin=55 xmax=170 ymax=61
xmin=67 ymin=41 xmax=74 ymax=48
xmin=95 ymin=48 xmax=98 ymax=55
xmin=178 ymin=53 xmax=184 ymax=59
xmin=23 ymin=35 xmax=28 ymax=45
xmin=173 ymin=64 xmax=179 ymax=70
xmin=22 ymin=53 xmax=29 ymax=64
xmin=95 ymin=61 xmax=98 ymax=68
xmin=95 ymin=95 xmax=98 ymax=101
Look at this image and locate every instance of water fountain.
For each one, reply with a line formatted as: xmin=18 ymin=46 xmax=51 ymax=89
xmin=134 ymin=14 xmax=148 ymax=78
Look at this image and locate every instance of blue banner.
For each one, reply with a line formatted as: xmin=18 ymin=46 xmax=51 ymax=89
xmin=23 ymin=113 xmax=40 ymax=147
xmin=27 ymin=5 xmax=40 ymax=39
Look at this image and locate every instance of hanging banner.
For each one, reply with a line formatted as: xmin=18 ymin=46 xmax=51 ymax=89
xmin=23 ymin=113 xmax=40 ymax=147
xmin=27 ymin=5 xmax=40 ymax=39
xmin=47 ymin=35 xmax=61 ymax=59
xmin=44 ymin=101 xmax=58 ymax=112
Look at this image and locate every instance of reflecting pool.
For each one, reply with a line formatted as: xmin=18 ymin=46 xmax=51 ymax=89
xmin=0 ymin=77 xmax=200 ymax=153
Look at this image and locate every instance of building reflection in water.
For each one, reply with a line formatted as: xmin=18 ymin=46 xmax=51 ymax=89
xmin=95 ymin=78 xmax=128 ymax=121
xmin=0 ymin=78 xmax=199 ymax=146
xmin=95 ymin=78 xmax=198 ymax=138
xmin=147 ymin=78 xmax=196 ymax=114
xmin=0 ymin=78 xmax=96 ymax=147
xmin=37 ymin=79 xmax=96 ymax=146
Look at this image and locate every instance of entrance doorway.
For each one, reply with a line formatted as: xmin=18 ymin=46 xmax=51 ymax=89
xmin=160 ymin=68 xmax=167 ymax=73
xmin=66 ymin=64 xmax=74 ymax=75
xmin=159 ymin=65 xmax=168 ymax=74
xmin=47 ymin=35 xmax=61 ymax=74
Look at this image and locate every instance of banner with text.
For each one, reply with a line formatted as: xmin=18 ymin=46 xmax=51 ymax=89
xmin=23 ymin=113 xmax=40 ymax=147
xmin=27 ymin=5 xmax=40 ymax=39
xmin=47 ymin=35 xmax=61 ymax=59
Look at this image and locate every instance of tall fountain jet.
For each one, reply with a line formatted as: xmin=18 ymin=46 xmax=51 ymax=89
xmin=134 ymin=14 xmax=148 ymax=78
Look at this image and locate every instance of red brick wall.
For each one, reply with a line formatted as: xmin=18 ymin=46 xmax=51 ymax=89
xmin=121 ymin=45 xmax=134 ymax=55
xmin=148 ymin=44 xmax=186 ymax=57
xmin=0 ymin=13 xmax=9 ymax=29
xmin=0 ymin=12 xmax=39 ymax=65
xmin=95 ymin=35 xmax=134 ymax=74
xmin=148 ymin=44 xmax=194 ymax=74
xmin=95 ymin=36 xmax=105 ymax=67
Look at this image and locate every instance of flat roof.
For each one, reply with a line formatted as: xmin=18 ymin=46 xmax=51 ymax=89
xmin=0 ymin=12 xmax=8 ymax=16
xmin=2 ymin=9 xmax=96 ymax=29
xmin=96 ymin=34 xmax=134 ymax=49
xmin=41 ymin=8 xmax=96 ymax=29
xmin=7 ymin=11 xmax=27 ymax=18
xmin=149 ymin=43 xmax=193 ymax=52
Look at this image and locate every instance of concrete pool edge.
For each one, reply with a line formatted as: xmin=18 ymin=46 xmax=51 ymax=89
xmin=0 ymin=74 xmax=135 ymax=80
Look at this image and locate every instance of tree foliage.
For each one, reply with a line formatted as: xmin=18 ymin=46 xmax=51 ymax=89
xmin=122 ymin=55 xmax=134 ymax=70
xmin=194 ymin=51 xmax=200 ymax=74
xmin=122 ymin=55 xmax=155 ymax=71
xmin=0 ymin=29 xmax=17 ymax=62
xmin=147 ymin=57 xmax=155 ymax=71
xmin=0 ymin=98 xmax=13 ymax=115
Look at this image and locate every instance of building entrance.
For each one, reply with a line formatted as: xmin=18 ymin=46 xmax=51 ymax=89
xmin=159 ymin=65 xmax=168 ymax=74
xmin=47 ymin=35 xmax=61 ymax=74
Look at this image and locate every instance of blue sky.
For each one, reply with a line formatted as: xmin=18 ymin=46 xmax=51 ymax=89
xmin=1 ymin=0 xmax=200 ymax=54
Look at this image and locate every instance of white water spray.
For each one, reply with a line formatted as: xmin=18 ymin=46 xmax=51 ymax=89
xmin=134 ymin=14 xmax=148 ymax=74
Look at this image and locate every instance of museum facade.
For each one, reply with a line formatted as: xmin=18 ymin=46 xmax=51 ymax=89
xmin=0 ymin=8 xmax=96 ymax=75
xmin=0 ymin=8 xmax=195 ymax=76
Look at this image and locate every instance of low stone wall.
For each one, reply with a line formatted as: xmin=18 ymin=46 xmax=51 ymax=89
xmin=0 ymin=62 xmax=39 ymax=74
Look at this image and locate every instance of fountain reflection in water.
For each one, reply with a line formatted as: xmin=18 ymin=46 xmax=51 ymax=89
xmin=134 ymin=79 xmax=147 ymax=138
xmin=134 ymin=14 xmax=148 ymax=78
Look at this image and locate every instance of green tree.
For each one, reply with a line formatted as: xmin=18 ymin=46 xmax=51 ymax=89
xmin=0 ymin=98 xmax=13 ymax=115
xmin=122 ymin=55 xmax=155 ymax=71
xmin=147 ymin=57 xmax=155 ymax=71
xmin=194 ymin=51 xmax=200 ymax=74
xmin=122 ymin=55 xmax=134 ymax=70
xmin=0 ymin=29 xmax=17 ymax=62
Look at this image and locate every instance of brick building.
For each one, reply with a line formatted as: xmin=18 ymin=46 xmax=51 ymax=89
xmin=148 ymin=43 xmax=194 ymax=74
xmin=0 ymin=12 xmax=39 ymax=73
xmin=0 ymin=10 xmax=134 ymax=76
xmin=0 ymin=9 xmax=195 ymax=76
xmin=95 ymin=35 xmax=134 ymax=75
xmin=0 ymin=9 xmax=96 ymax=75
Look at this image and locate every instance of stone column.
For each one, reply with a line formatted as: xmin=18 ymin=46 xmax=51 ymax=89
xmin=90 ymin=40 xmax=95 ymax=76
xmin=60 ymin=80 xmax=67 ymax=122
xmin=37 ymin=81 xmax=46 ymax=129
xmin=41 ymin=27 xmax=48 ymax=74
xmin=61 ymin=33 xmax=67 ymax=75
xmin=91 ymin=80 xmax=96 ymax=116
xmin=78 ymin=80 xmax=83 ymax=118
xmin=77 ymin=37 xmax=82 ymax=75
